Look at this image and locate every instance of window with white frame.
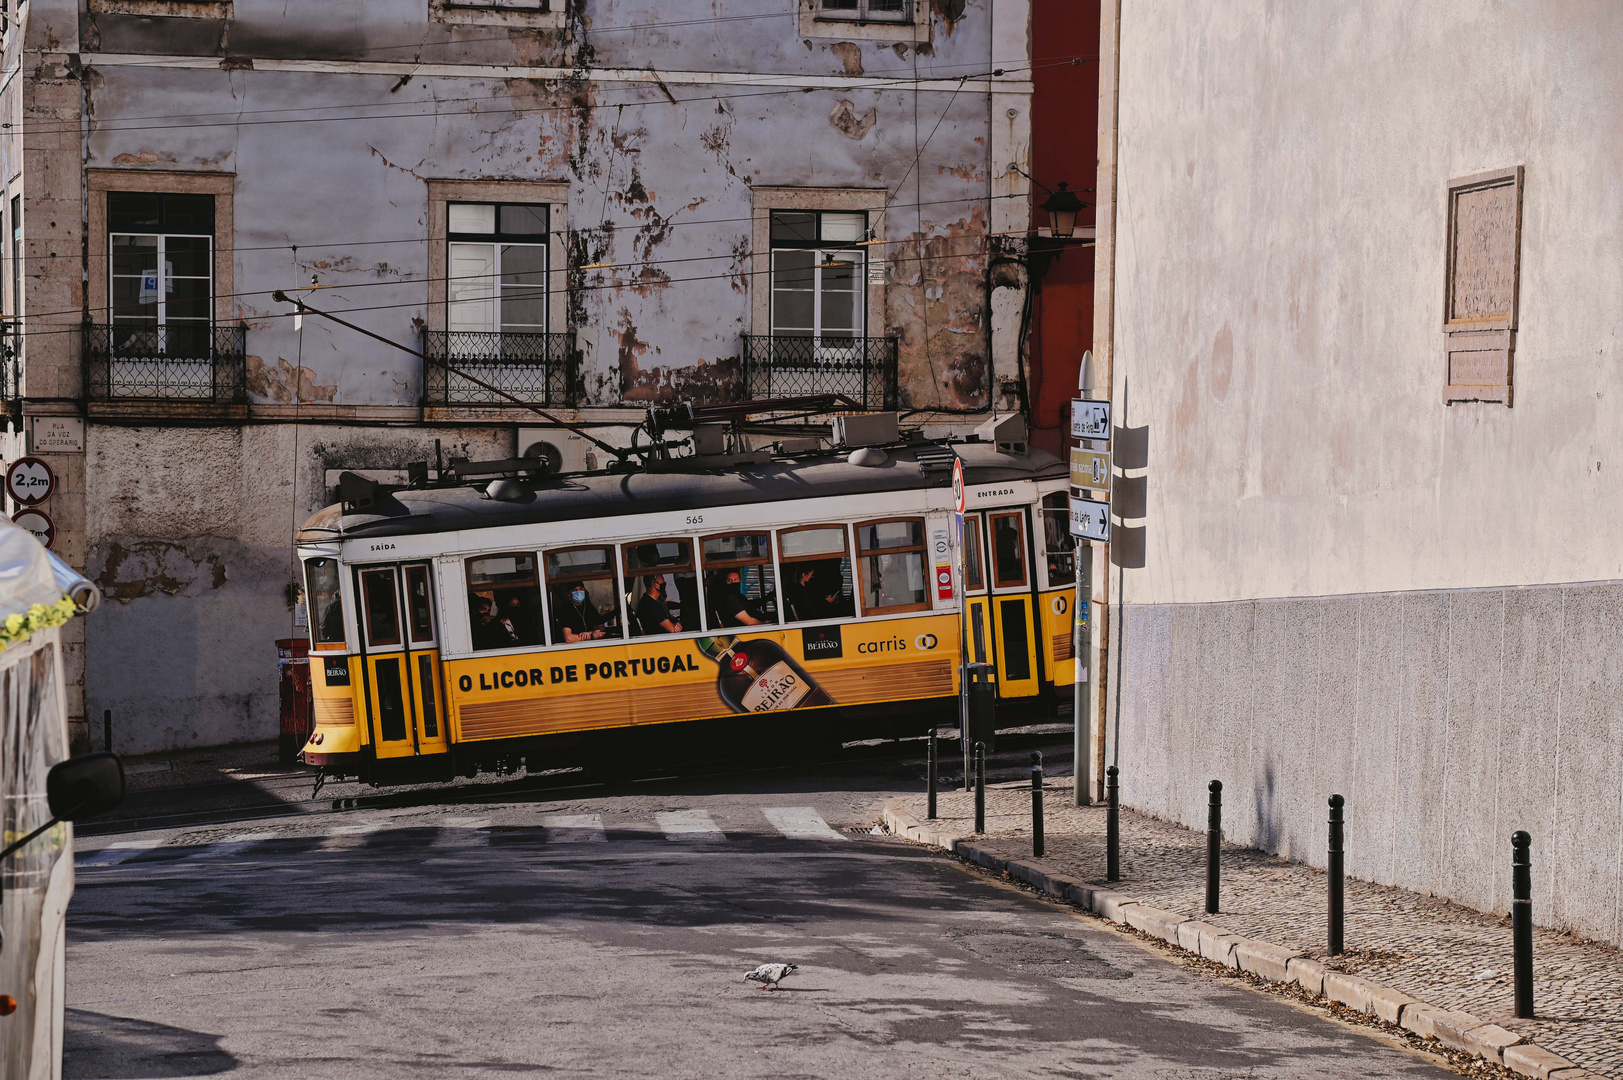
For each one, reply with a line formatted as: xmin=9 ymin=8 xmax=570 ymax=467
xmin=447 ymin=202 xmax=549 ymax=337
xmin=769 ymin=210 xmax=867 ymax=341
xmin=817 ymin=0 xmax=912 ymax=23
xmin=108 ymin=191 xmax=214 ymax=357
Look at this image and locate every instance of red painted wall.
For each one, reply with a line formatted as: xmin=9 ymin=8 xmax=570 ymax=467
xmin=1026 ymin=0 xmax=1101 ymax=456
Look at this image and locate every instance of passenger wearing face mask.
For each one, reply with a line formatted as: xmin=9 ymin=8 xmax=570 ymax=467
xmin=553 ymin=583 xmax=610 ymax=643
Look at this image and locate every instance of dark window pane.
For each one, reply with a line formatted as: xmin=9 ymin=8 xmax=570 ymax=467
xmin=822 ymin=0 xmax=859 ymax=9
xmin=108 ymin=193 xmax=162 ymax=230
xmin=405 ymin=565 xmax=435 ymax=642
xmin=965 ymin=520 xmax=984 ymax=591
xmin=165 ymin=236 xmax=211 ymax=277
xmin=362 ymin=570 xmax=402 ymax=647
xmin=499 ymin=204 xmax=548 ymax=236
xmin=770 ymin=211 xmax=817 ymax=244
xmin=500 ymin=243 xmax=547 ymax=281
xmin=374 ymin=658 xmax=408 ymax=741
xmin=991 ymin=514 xmax=1027 ymax=588
xmin=161 ymin=194 xmax=214 ymax=231
xmin=417 ymin=654 xmax=439 ymax=738
xmin=871 ymin=0 xmax=906 ymax=10
xmin=500 ymin=291 xmax=547 ymax=331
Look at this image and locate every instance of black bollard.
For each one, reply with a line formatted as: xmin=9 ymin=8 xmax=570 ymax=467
xmin=926 ymin=728 xmax=939 ymax=820
xmin=1030 ymin=751 xmax=1045 ymax=858
xmin=104 ymin=709 xmax=113 ymax=753
xmin=1206 ymin=780 xmax=1222 ymax=915
xmin=973 ymin=741 xmax=986 ymax=834
xmin=1512 ymin=831 xmax=1534 ymax=1019
xmin=1328 ymin=794 xmax=1345 ymax=955
xmin=1106 ymin=765 xmax=1120 ymax=882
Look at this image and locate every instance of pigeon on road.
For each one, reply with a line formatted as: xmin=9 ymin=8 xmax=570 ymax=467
xmin=744 ymin=963 xmax=798 ymax=990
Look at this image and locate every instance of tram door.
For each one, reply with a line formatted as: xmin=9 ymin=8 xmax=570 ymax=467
xmin=355 ymin=563 xmax=449 ymax=759
xmin=965 ymin=509 xmax=1042 ymax=700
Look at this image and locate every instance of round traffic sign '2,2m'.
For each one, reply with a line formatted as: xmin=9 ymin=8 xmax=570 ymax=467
xmin=12 ymin=508 xmax=55 ymax=549
xmin=6 ymin=457 xmax=55 ymax=506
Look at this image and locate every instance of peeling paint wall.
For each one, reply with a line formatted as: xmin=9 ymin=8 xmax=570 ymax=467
xmin=2 ymin=0 xmax=1033 ymax=753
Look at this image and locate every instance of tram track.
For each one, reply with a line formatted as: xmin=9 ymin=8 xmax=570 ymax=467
xmin=77 ymin=722 xmax=1074 ymax=837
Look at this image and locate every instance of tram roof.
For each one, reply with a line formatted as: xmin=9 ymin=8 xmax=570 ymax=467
xmin=297 ymin=441 xmax=1064 ymax=545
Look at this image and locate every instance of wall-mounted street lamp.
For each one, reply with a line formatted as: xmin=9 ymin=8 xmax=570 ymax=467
xmin=1040 ymin=183 xmax=1084 ymax=240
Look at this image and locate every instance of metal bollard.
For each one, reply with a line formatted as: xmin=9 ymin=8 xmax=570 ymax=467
xmin=1030 ymin=751 xmax=1045 ymax=858
xmin=104 ymin=709 xmax=113 ymax=754
xmin=1328 ymin=794 xmax=1345 ymax=956
xmin=1206 ymin=780 xmax=1222 ymax=915
xmin=926 ymin=728 xmax=939 ymax=820
xmin=973 ymin=741 xmax=986 ymax=834
xmin=1512 ymin=831 xmax=1534 ymax=1019
xmin=1106 ymin=765 xmax=1120 ymax=881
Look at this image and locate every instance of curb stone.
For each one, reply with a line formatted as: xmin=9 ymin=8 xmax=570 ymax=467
xmin=881 ymin=801 xmax=1595 ymax=1080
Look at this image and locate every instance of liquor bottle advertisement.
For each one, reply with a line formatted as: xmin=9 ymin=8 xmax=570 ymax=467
xmin=697 ymin=635 xmax=835 ymax=714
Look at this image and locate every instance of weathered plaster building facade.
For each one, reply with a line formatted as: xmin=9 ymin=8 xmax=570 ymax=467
xmin=0 ymin=0 xmax=1038 ymax=755
xmin=1095 ymin=3 xmax=1623 ymax=947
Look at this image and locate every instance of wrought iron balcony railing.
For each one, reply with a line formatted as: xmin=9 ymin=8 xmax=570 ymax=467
xmin=740 ymin=334 xmax=899 ymax=411
xmin=82 ymin=323 xmax=247 ymax=403
xmin=422 ymin=330 xmax=577 ymax=407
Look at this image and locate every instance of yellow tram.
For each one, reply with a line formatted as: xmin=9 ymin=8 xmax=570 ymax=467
xmin=296 ymin=418 xmax=1075 ymax=785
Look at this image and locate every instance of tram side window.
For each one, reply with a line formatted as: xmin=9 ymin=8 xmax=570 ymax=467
xmin=466 ymin=553 xmax=545 ymax=652
xmin=990 ymin=511 xmax=1028 ymax=589
xmin=306 ymin=558 xmax=346 ymax=647
xmin=855 ymin=518 xmax=929 ymax=614
xmin=963 ymin=517 xmax=985 ymax=593
xmin=779 ymin=526 xmax=855 ymax=623
xmin=1041 ymin=492 xmax=1075 ymax=587
xmin=623 ymin=539 xmax=696 ymax=635
xmin=544 ymin=546 xmax=623 ymax=644
xmin=702 ymin=533 xmax=778 ymax=628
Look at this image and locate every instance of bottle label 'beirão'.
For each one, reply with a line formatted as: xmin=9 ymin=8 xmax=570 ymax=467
xmin=739 ymin=661 xmax=813 ymax=712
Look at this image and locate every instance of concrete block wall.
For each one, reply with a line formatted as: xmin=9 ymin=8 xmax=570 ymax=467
xmin=1110 ymin=582 xmax=1623 ymax=949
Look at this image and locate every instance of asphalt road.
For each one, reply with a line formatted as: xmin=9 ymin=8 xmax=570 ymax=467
xmin=67 ymin=751 xmax=1457 ymax=1079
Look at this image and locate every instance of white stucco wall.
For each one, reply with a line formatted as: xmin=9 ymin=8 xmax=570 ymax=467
xmin=1112 ymin=2 xmax=1623 ymax=606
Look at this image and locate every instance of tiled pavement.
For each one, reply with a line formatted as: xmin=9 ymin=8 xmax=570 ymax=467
xmin=890 ymin=782 xmax=1623 ymax=1079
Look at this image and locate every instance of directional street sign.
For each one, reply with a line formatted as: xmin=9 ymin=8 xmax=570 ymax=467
xmin=1070 ymin=399 xmax=1112 ymax=441
xmin=1068 ymin=496 xmax=1109 ymax=542
xmin=5 ymin=457 xmax=54 ymax=506
xmin=1070 ymin=447 xmax=1111 ymax=492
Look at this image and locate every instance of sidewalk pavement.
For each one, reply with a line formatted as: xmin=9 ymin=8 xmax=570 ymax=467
xmin=885 ymin=782 xmax=1621 ymax=1080
xmin=113 ymin=739 xmax=306 ymax=793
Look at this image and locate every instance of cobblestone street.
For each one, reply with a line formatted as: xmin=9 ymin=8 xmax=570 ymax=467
xmin=892 ymin=782 xmax=1623 ymax=1078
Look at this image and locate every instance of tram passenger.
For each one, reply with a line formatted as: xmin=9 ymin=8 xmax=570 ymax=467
xmin=636 ymin=575 xmax=682 ymax=634
xmin=554 ymin=584 xmax=611 ymax=643
xmin=712 ymin=569 xmax=767 ymax=627
xmin=470 ymin=593 xmax=521 ymax=650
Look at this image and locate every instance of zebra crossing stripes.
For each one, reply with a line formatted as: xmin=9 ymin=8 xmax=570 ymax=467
xmin=542 ymin=814 xmax=607 ymax=843
xmin=762 ymin=807 xmax=849 ymax=841
xmin=76 ymin=806 xmax=854 ymax=864
xmin=655 ymin=810 xmax=724 ymax=841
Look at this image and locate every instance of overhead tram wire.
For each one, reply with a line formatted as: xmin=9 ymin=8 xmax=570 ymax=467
xmin=8 ymin=190 xmax=1044 ymax=267
xmin=4 ymin=224 xmax=1056 ymax=335
xmin=271 ymin=289 xmax=626 ymax=462
xmin=0 ymin=55 xmax=1079 ymax=141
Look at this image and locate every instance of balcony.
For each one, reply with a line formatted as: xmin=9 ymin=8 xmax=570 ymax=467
xmin=82 ymin=323 xmax=247 ymax=404
xmin=740 ymin=334 xmax=898 ymax=411
xmin=421 ymin=330 xmax=577 ymax=407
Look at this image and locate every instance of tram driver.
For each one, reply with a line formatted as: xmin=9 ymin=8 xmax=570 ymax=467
xmin=636 ymin=575 xmax=683 ymax=634
xmin=554 ymin=583 xmax=612 ymax=643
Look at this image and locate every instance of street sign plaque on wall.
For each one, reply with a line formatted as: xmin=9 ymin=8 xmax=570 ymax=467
xmin=1070 ymin=399 xmax=1112 ymax=441
xmin=1068 ymin=496 xmax=1110 ymax=542
xmin=1070 ymin=448 xmax=1111 ymax=492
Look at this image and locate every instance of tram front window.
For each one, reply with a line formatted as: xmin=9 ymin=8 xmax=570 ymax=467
xmin=545 ymin=546 xmax=623 ymax=644
xmin=856 ymin=518 xmax=929 ymax=614
xmin=702 ymin=533 xmax=777 ymax=627
xmin=779 ymin=526 xmax=854 ymax=623
xmin=624 ymin=540 xmax=696 ymax=635
xmin=305 ymin=558 xmax=346 ymax=647
xmin=466 ymin=553 xmax=544 ymax=651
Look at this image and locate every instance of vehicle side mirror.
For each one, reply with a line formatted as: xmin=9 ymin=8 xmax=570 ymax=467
xmin=46 ymin=752 xmax=125 ymax=822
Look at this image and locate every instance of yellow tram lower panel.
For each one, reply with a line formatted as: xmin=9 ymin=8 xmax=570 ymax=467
xmin=445 ymin=614 xmax=961 ymax=743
